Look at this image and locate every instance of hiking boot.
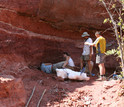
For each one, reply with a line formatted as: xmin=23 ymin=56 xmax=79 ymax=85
xmin=96 ymin=77 xmax=103 ymax=81
xmin=96 ymin=76 xmax=106 ymax=81
xmin=102 ymin=76 xmax=106 ymax=81
xmin=37 ymin=67 xmax=41 ymax=70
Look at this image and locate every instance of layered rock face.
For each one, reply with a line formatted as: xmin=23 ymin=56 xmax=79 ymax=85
xmin=0 ymin=0 xmax=119 ymax=68
xmin=0 ymin=0 xmax=107 ymax=33
xmin=0 ymin=1 xmax=120 ymax=107
xmin=0 ymin=21 xmax=82 ymax=67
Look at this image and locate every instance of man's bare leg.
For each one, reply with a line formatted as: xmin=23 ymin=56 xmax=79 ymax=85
xmin=80 ymin=59 xmax=83 ymax=70
xmin=99 ymin=63 xmax=105 ymax=75
xmin=88 ymin=61 xmax=91 ymax=73
xmin=96 ymin=63 xmax=106 ymax=80
xmin=88 ymin=61 xmax=94 ymax=76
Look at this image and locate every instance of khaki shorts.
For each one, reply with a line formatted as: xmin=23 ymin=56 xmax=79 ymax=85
xmin=80 ymin=55 xmax=91 ymax=61
xmin=96 ymin=53 xmax=105 ymax=64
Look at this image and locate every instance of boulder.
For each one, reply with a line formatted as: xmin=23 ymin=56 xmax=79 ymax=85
xmin=105 ymin=55 xmax=120 ymax=69
xmin=0 ymin=75 xmax=27 ymax=107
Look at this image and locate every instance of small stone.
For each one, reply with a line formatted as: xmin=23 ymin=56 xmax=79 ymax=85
xmin=71 ymin=97 xmax=77 ymax=102
xmin=102 ymin=97 xmax=106 ymax=100
xmin=84 ymin=101 xmax=91 ymax=105
xmin=68 ymin=100 xmax=72 ymax=106
xmin=47 ymin=102 xmax=51 ymax=106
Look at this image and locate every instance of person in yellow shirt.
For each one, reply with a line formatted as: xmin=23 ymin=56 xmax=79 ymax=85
xmin=85 ymin=31 xmax=106 ymax=81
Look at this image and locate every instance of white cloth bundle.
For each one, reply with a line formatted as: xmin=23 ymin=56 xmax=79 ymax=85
xmin=56 ymin=68 xmax=90 ymax=81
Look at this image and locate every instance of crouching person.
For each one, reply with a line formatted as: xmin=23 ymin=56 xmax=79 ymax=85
xmin=62 ymin=52 xmax=75 ymax=69
xmin=41 ymin=52 xmax=75 ymax=74
xmin=41 ymin=52 xmax=76 ymax=81
xmin=41 ymin=61 xmax=65 ymax=74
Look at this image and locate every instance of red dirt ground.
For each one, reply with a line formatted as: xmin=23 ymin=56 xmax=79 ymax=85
xmin=20 ymin=67 xmax=124 ymax=107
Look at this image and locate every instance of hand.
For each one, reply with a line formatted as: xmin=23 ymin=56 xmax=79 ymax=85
xmin=84 ymin=42 xmax=89 ymax=45
xmin=62 ymin=66 xmax=65 ymax=69
xmin=89 ymin=54 xmax=92 ymax=59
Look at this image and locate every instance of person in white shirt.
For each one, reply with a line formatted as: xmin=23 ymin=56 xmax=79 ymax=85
xmin=62 ymin=52 xmax=75 ymax=69
xmin=80 ymin=32 xmax=93 ymax=75
xmin=40 ymin=52 xmax=75 ymax=74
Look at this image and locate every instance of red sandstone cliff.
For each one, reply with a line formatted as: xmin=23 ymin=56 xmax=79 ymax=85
xmin=0 ymin=1 xmax=122 ymax=107
xmin=0 ymin=0 xmax=119 ymax=68
xmin=0 ymin=0 xmax=108 ymax=33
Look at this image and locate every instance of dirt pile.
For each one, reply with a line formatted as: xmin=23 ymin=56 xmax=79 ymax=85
xmin=22 ymin=68 xmax=124 ymax=107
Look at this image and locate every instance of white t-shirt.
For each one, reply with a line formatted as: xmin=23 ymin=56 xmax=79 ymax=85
xmin=82 ymin=38 xmax=93 ymax=55
xmin=68 ymin=57 xmax=75 ymax=67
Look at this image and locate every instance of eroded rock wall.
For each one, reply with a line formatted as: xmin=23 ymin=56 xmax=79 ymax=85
xmin=0 ymin=0 xmax=107 ymax=33
xmin=0 ymin=21 xmax=82 ymax=67
xmin=0 ymin=0 xmax=119 ymax=69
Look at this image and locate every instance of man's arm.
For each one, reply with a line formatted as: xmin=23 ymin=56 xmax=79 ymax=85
xmin=62 ymin=57 xmax=69 ymax=68
xmin=84 ymin=42 xmax=95 ymax=47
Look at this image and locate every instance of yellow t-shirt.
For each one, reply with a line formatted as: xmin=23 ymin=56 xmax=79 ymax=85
xmin=93 ymin=36 xmax=106 ymax=54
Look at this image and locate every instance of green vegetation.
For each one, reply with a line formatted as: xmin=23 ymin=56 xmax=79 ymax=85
xmin=100 ymin=0 xmax=124 ymax=76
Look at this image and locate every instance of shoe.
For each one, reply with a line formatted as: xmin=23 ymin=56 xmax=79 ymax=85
xmin=90 ymin=73 xmax=95 ymax=76
xmin=37 ymin=67 xmax=41 ymax=70
xmin=96 ymin=77 xmax=103 ymax=81
xmin=96 ymin=76 xmax=106 ymax=81
xmin=102 ymin=76 xmax=106 ymax=81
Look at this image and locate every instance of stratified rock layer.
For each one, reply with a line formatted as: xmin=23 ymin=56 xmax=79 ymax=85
xmin=0 ymin=0 xmax=107 ymax=32
xmin=0 ymin=0 xmax=119 ymax=69
xmin=0 ymin=20 xmax=119 ymax=69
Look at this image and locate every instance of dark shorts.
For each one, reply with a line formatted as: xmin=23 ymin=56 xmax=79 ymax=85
xmin=52 ymin=61 xmax=65 ymax=73
xmin=96 ymin=53 xmax=105 ymax=64
xmin=80 ymin=55 xmax=91 ymax=61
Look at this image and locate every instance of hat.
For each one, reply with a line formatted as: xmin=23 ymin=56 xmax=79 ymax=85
xmin=81 ymin=32 xmax=90 ymax=37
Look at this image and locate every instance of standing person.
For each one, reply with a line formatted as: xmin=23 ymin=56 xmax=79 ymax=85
xmin=85 ymin=31 xmax=106 ymax=81
xmin=79 ymin=32 xmax=94 ymax=75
